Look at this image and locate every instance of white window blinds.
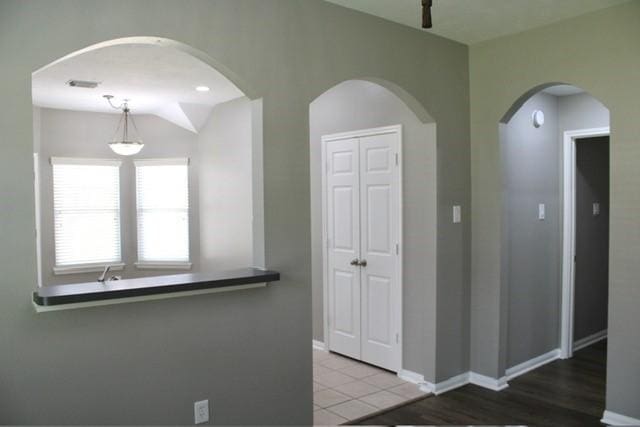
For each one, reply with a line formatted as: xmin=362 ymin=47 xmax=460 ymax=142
xmin=135 ymin=159 xmax=190 ymax=264
xmin=52 ymin=158 xmax=122 ymax=268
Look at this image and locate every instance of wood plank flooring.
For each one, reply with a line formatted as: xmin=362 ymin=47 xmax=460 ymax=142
xmin=354 ymin=340 xmax=607 ymax=426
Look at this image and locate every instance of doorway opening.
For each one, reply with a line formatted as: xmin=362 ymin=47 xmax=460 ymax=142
xmin=499 ymin=84 xmax=610 ymax=395
xmin=309 ymin=79 xmax=436 ymax=424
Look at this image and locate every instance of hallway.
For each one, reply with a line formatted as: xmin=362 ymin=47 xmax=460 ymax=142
xmin=355 ymin=341 xmax=607 ymax=426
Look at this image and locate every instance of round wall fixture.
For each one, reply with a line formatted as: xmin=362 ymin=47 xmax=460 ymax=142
xmin=532 ymin=110 xmax=545 ymax=128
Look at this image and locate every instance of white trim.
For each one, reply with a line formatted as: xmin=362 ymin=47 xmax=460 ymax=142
xmin=133 ymin=157 xmax=190 ymax=166
xmin=506 ymin=349 xmax=561 ymax=380
xmin=135 ymin=261 xmax=192 ymax=270
xmin=50 ymin=157 xmax=122 ymax=167
xmin=561 ymin=127 xmax=610 ymax=359
xmin=601 ymin=410 xmax=640 ymax=426
xmin=574 ymin=329 xmax=608 ymax=352
xmin=33 ymin=153 xmax=43 ymax=288
xmin=34 ymin=282 xmax=267 ymax=313
xmin=469 ymin=372 xmax=509 ymax=391
xmin=53 ymin=262 xmax=125 ymax=275
xmin=312 ymin=340 xmax=327 ymax=351
xmin=321 ymin=125 xmax=404 ymax=373
xmin=423 ymin=372 xmax=470 ymax=395
xmin=397 ymin=369 xmax=425 ymax=385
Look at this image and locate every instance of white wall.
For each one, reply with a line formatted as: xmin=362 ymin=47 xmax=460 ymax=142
xmin=35 ymin=107 xmax=200 ymax=285
xmin=309 ymin=80 xmax=438 ymax=380
xmin=198 ymin=97 xmax=254 ymax=271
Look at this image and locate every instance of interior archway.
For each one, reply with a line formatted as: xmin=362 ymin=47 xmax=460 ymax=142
xmin=499 ymin=83 xmax=610 ymax=384
xmin=31 ymin=37 xmax=265 ymax=287
xmin=309 ymin=78 xmax=438 ymax=395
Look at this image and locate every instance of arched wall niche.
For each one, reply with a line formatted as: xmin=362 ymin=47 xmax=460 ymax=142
xmin=309 ymin=78 xmax=439 ymax=381
xmin=498 ymin=82 xmax=611 ymax=377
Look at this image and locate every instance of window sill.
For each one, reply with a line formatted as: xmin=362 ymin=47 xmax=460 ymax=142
xmin=135 ymin=261 xmax=192 ymax=270
xmin=53 ymin=263 xmax=125 ymax=275
xmin=33 ymin=268 xmax=279 ymax=312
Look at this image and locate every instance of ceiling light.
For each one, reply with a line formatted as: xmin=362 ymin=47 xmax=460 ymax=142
xmin=195 ymin=86 xmax=210 ymax=92
xmin=103 ymin=95 xmax=144 ymax=156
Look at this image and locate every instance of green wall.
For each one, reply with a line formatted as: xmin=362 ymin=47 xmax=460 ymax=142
xmin=470 ymin=0 xmax=640 ymax=418
xmin=0 ymin=0 xmax=469 ymax=423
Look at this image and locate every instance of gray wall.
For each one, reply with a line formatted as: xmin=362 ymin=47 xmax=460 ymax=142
xmin=35 ymin=108 xmax=201 ymax=286
xmin=198 ymin=97 xmax=253 ymax=271
xmin=0 ymin=0 xmax=469 ymax=424
xmin=574 ymin=136 xmax=609 ymax=342
xmin=501 ymin=92 xmax=561 ymax=368
xmin=470 ymin=2 xmax=639 ymax=417
xmin=501 ymin=92 xmax=610 ymax=368
xmin=309 ymin=80 xmax=438 ymax=380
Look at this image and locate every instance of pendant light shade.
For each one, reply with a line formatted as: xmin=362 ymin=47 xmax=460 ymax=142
xmin=104 ymin=95 xmax=144 ymax=156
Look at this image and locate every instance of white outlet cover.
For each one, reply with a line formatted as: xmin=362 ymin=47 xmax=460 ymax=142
xmin=194 ymin=399 xmax=209 ymax=424
xmin=538 ymin=203 xmax=546 ymax=220
xmin=453 ymin=205 xmax=461 ymax=224
xmin=593 ymin=203 xmax=601 ymax=216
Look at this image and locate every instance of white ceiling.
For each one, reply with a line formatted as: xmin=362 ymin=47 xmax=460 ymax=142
xmin=325 ymin=0 xmax=630 ymax=45
xmin=542 ymin=85 xmax=585 ymax=97
xmin=32 ymin=44 xmax=245 ymax=133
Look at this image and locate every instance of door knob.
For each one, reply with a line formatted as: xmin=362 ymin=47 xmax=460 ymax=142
xmin=359 ymin=259 xmax=367 ymax=267
xmin=350 ymin=259 xmax=359 ymax=266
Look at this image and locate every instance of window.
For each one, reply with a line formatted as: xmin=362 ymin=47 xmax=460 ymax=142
xmin=52 ymin=158 xmax=122 ymax=273
xmin=135 ymin=158 xmax=190 ymax=268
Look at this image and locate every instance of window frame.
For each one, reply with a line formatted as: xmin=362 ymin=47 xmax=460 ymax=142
xmin=50 ymin=157 xmax=124 ymax=274
xmin=134 ymin=157 xmax=192 ymax=269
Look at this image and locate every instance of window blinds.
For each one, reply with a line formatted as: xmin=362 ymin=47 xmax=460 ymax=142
xmin=52 ymin=158 xmax=122 ymax=267
xmin=135 ymin=159 xmax=190 ymax=263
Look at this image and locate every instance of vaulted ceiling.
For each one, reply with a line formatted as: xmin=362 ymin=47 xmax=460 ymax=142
xmin=325 ymin=0 xmax=630 ymax=45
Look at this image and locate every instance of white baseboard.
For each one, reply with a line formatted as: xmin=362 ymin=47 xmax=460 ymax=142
xmin=469 ymin=372 xmax=509 ymax=391
xmin=574 ymin=329 xmax=607 ymax=352
xmin=506 ymin=348 xmax=561 ymax=380
xmin=397 ymin=369 xmax=425 ymax=385
xmin=601 ymin=410 xmax=640 ymax=426
xmin=423 ymin=372 xmax=470 ymax=395
xmin=312 ymin=340 xmax=327 ymax=351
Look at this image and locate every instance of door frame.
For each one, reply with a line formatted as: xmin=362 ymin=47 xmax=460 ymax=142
xmin=560 ymin=126 xmax=610 ymax=359
xmin=321 ymin=124 xmax=403 ymax=372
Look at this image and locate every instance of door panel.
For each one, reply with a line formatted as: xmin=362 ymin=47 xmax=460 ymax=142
xmin=326 ymin=138 xmax=361 ymax=360
xmin=359 ymin=133 xmax=399 ymax=371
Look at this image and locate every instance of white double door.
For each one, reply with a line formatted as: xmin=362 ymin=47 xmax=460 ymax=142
xmin=324 ymin=127 xmax=401 ymax=372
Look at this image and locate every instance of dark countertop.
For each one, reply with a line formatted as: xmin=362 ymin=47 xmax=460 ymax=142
xmin=33 ymin=268 xmax=280 ymax=306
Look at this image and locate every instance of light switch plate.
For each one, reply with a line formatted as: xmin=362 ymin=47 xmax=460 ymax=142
xmin=538 ymin=204 xmax=546 ymax=220
xmin=593 ymin=203 xmax=600 ymax=216
xmin=453 ymin=205 xmax=461 ymax=224
xmin=194 ymin=399 xmax=209 ymax=424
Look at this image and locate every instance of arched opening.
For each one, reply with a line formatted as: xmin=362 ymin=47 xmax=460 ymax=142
xmin=499 ymin=84 xmax=610 ymax=394
xmin=308 ymin=79 xmax=436 ymax=423
xmin=31 ymin=37 xmax=265 ymax=288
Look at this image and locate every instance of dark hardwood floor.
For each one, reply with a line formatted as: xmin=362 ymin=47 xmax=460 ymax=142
xmin=355 ymin=340 xmax=607 ymax=426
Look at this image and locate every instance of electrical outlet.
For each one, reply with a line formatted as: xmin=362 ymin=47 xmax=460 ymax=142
xmin=194 ymin=399 xmax=209 ymax=424
xmin=453 ymin=205 xmax=461 ymax=223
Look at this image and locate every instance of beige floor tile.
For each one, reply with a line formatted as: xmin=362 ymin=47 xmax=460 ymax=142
xmin=332 ymin=380 xmax=381 ymax=398
xmin=314 ymin=364 xmax=333 ymax=377
xmin=362 ymin=372 xmax=405 ymax=389
xmin=326 ymin=399 xmax=378 ymax=420
xmin=313 ymin=349 xmax=331 ymax=361
xmin=313 ymin=389 xmax=351 ymax=408
xmin=338 ymin=363 xmax=384 ymax=379
xmin=315 ymin=371 xmax=356 ymax=388
xmin=314 ymin=404 xmax=321 ymax=411
xmin=359 ymin=390 xmax=406 ymax=409
xmin=313 ymin=408 xmax=348 ymax=426
xmin=320 ymin=356 xmax=359 ymax=370
xmin=388 ymin=382 xmax=428 ymax=399
xmin=313 ymin=382 xmax=328 ymax=392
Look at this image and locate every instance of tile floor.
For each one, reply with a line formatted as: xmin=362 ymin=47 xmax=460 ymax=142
xmin=313 ymin=348 xmax=428 ymax=425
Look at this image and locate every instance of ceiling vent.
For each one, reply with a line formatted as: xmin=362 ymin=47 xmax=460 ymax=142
xmin=66 ymin=79 xmax=100 ymax=89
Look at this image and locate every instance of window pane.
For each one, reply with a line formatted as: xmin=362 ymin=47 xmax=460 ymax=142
xmin=136 ymin=161 xmax=190 ymax=263
xmin=53 ymin=161 xmax=121 ymax=267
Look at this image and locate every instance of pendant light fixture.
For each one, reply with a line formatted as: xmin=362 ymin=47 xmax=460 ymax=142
xmin=103 ymin=95 xmax=144 ymax=156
